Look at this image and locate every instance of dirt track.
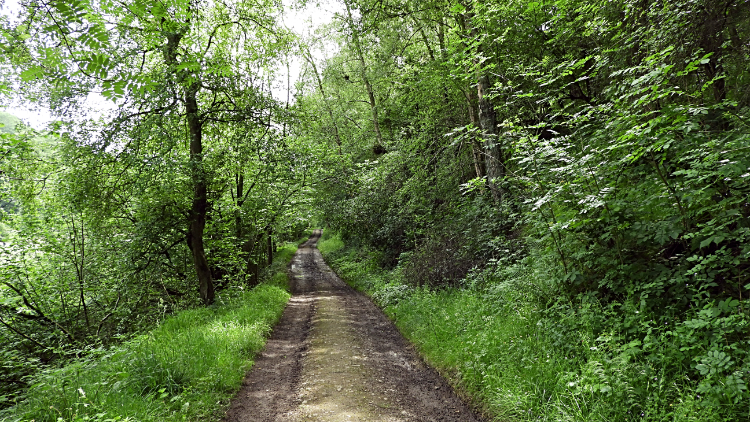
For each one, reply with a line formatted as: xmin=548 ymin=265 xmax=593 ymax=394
xmin=223 ymin=230 xmax=483 ymax=422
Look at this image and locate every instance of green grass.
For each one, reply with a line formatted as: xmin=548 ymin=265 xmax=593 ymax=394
xmin=1 ymin=244 xmax=298 ymax=422
xmin=264 ymin=242 xmax=300 ymax=291
xmin=384 ymin=289 xmax=724 ymax=421
xmin=316 ymin=229 xmax=344 ymax=256
xmin=319 ymin=233 xmax=735 ymax=422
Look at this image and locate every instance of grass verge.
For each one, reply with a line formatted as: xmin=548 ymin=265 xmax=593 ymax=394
xmin=318 ymin=230 xmax=735 ymax=422
xmin=1 ymin=243 xmax=298 ymax=422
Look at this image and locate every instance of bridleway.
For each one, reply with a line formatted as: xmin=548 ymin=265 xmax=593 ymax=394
xmin=223 ymin=229 xmax=484 ymax=422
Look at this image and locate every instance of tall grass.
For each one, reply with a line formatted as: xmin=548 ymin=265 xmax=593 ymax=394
xmin=316 ymin=230 xmax=344 ymax=257
xmin=1 ymin=243 xmax=297 ymax=422
xmin=320 ymin=234 xmax=732 ymax=422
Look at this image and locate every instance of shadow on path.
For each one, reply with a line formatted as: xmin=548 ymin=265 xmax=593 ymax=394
xmin=223 ymin=230 xmax=484 ymax=422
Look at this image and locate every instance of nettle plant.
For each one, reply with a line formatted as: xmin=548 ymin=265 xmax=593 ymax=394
xmin=679 ymin=299 xmax=749 ymax=405
xmin=514 ymin=15 xmax=750 ymax=410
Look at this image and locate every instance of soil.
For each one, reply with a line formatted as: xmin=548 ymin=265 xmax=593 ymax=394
xmin=223 ymin=230 xmax=484 ymax=422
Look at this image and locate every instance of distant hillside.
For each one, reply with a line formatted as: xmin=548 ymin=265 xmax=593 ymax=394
xmin=0 ymin=112 xmax=22 ymax=134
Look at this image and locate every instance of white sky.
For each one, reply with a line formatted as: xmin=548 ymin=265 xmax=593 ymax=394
xmin=0 ymin=0 xmax=340 ymax=129
xmin=276 ymin=0 xmax=340 ymax=101
xmin=0 ymin=0 xmax=54 ymax=128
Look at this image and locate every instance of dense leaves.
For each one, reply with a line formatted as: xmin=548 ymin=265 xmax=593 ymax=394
xmin=0 ymin=0 xmax=313 ymax=409
xmin=301 ymin=0 xmax=750 ymax=418
xmin=1 ymin=0 xmax=749 ymax=418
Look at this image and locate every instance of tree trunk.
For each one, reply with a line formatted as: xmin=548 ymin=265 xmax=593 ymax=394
xmin=235 ymin=173 xmax=244 ymax=240
xmin=163 ymin=25 xmax=215 ymax=305
xmin=476 ymin=71 xmax=503 ymax=201
xmin=464 ymin=89 xmax=485 ymax=179
xmin=413 ymin=15 xmax=436 ymax=62
xmin=302 ymin=47 xmax=343 ymax=154
xmin=344 ymin=0 xmax=384 ymax=150
xmin=185 ymin=86 xmax=215 ymax=305
xmin=267 ymin=227 xmax=273 ymax=266
xmin=465 ymin=12 xmax=504 ymax=202
xmin=696 ymin=0 xmax=731 ymax=130
xmin=70 ymin=215 xmax=90 ymax=329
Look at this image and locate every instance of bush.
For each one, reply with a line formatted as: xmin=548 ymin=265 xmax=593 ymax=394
xmin=1 ymin=266 xmax=293 ymax=421
xmin=322 ymin=232 xmax=750 ymax=421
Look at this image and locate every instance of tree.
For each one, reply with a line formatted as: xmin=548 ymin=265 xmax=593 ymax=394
xmin=12 ymin=0 xmax=291 ymax=304
xmin=339 ymin=0 xmax=386 ymax=152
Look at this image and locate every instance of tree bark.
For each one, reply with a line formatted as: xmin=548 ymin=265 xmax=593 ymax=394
xmin=69 ymin=215 xmax=90 ymax=329
xmin=344 ymin=0 xmax=384 ymax=150
xmin=464 ymin=12 xmax=504 ymax=202
xmin=185 ymin=85 xmax=215 ymax=305
xmin=164 ymin=23 xmax=215 ymax=305
xmin=464 ymin=88 xmax=485 ymax=179
xmin=267 ymin=227 xmax=273 ymax=266
xmin=302 ymin=46 xmax=343 ymax=154
xmin=236 ymin=173 xmax=244 ymax=240
xmin=476 ymin=70 xmax=503 ymax=201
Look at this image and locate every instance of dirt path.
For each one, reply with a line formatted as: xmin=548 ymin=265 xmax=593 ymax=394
xmin=223 ymin=230 xmax=484 ymax=422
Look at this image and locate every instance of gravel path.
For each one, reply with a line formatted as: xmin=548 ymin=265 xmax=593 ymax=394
xmin=223 ymin=230 xmax=484 ymax=422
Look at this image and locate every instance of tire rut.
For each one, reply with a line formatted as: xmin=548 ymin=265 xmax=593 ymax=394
xmin=223 ymin=230 xmax=484 ymax=422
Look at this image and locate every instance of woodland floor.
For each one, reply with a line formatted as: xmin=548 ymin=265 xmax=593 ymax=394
xmin=223 ymin=230 xmax=484 ymax=422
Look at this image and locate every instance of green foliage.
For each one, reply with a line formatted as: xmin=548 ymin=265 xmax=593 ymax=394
xmin=263 ymin=242 xmax=300 ymax=291
xmin=316 ymin=230 xmax=345 ymax=256
xmin=1 ymin=0 xmax=749 ymax=418
xmin=324 ymin=233 xmax=748 ymax=421
xmin=1 ymin=282 xmax=290 ymax=422
xmin=1 ymin=0 xmax=315 ymax=405
xmin=0 ymin=112 xmax=21 ymax=134
xmin=304 ymin=0 xmax=750 ymax=418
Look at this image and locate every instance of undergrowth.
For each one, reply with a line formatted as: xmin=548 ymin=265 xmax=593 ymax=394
xmin=0 ymin=243 xmax=298 ymax=422
xmin=318 ymin=229 xmax=748 ymax=421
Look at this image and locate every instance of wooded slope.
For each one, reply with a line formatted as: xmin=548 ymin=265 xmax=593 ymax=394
xmin=300 ymin=0 xmax=750 ymax=419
